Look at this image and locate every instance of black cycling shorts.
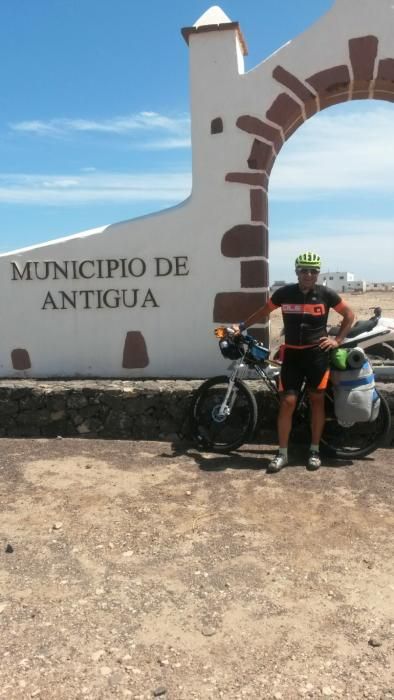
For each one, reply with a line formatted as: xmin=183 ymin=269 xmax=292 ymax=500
xmin=279 ymin=346 xmax=330 ymax=394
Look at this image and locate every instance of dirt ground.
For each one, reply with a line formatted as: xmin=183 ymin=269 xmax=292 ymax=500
xmin=269 ymin=290 xmax=394 ymax=352
xmin=0 ymin=437 xmax=393 ymax=700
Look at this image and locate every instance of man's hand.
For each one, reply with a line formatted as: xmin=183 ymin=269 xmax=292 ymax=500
xmin=231 ymin=324 xmax=242 ymax=335
xmin=319 ymin=336 xmax=339 ymax=351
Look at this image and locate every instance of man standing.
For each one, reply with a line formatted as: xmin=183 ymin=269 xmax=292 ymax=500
xmin=235 ymin=252 xmax=354 ymax=473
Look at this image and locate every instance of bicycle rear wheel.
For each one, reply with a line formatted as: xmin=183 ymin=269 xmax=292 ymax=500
xmin=320 ymin=388 xmax=391 ymax=459
xmin=190 ymin=375 xmax=258 ymax=452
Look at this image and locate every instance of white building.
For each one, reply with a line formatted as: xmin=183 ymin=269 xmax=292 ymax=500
xmin=347 ymin=280 xmax=367 ymax=293
xmin=319 ymin=271 xmax=355 ymax=292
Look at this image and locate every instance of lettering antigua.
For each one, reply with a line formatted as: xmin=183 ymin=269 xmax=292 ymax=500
xmin=11 ymin=256 xmax=189 ymax=281
xmin=41 ymin=288 xmax=159 ymax=310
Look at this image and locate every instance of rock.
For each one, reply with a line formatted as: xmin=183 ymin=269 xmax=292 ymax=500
xmin=52 ymin=522 xmax=63 ymax=530
xmin=5 ymin=543 xmax=14 ymax=553
xmin=368 ymin=637 xmax=382 ymax=647
xmin=322 ymin=688 xmax=334 ymax=696
xmin=201 ymin=626 xmax=216 ymax=637
xmin=0 ymin=603 xmax=7 ymax=613
xmin=153 ymin=688 xmax=167 ymax=697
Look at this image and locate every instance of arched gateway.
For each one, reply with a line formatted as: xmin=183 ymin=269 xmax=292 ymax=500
xmin=182 ymin=0 xmax=394 ymax=348
xmin=0 ymin=0 xmax=393 ymax=378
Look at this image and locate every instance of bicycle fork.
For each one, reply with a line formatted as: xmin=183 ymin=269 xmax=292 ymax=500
xmin=217 ymin=366 xmax=241 ymax=418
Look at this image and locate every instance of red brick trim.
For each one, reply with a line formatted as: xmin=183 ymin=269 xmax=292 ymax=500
xmin=241 ymin=260 xmax=268 ymax=288
xmin=273 ymin=66 xmax=316 ymax=102
xmin=247 ymin=139 xmax=275 ymax=172
xmin=11 ymin=349 xmax=31 ymax=370
xmin=122 ymin=332 xmax=149 ymax=369
xmin=236 ymin=115 xmax=283 ymax=151
xmin=221 ymin=225 xmax=267 ymax=258
xmin=377 ymin=57 xmax=394 ymax=81
xmin=306 ymin=65 xmax=350 ymax=95
xmin=225 ymin=172 xmax=268 ymax=188
xmin=266 ymin=94 xmax=304 ymax=133
xmin=213 ymin=292 xmax=267 ymax=323
xmin=211 ymin=117 xmax=223 ymax=134
xmin=250 ymin=189 xmax=268 ymax=223
xmin=349 ymin=36 xmax=378 ymax=81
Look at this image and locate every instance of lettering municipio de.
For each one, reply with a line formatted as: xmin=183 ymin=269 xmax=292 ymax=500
xmin=10 ymin=256 xmax=189 ymax=311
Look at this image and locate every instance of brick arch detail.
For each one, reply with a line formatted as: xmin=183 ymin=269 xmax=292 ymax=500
xmin=216 ymin=34 xmax=394 ymax=346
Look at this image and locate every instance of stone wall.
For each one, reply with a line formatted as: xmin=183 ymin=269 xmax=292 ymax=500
xmin=0 ymin=380 xmax=393 ymax=443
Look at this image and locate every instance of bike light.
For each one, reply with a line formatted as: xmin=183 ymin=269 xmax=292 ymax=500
xmin=214 ymin=327 xmax=227 ymax=338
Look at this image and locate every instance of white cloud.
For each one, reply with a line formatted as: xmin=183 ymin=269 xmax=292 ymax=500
xmin=137 ymin=137 xmax=191 ymax=150
xmin=10 ymin=111 xmax=191 ymax=141
xmin=270 ymin=105 xmax=394 ymax=199
xmin=270 ymin=217 xmax=394 ymax=282
xmin=0 ymin=171 xmax=191 ymax=205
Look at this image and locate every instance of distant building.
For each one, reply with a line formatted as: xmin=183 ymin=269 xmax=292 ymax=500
xmin=270 ymin=280 xmax=287 ymax=293
xmin=319 ymin=271 xmax=356 ymax=292
xmin=347 ymin=280 xmax=367 ymax=293
xmin=366 ymin=282 xmax=393 ymax=291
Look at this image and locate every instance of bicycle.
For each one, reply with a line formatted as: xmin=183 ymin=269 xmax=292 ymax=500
xmin=189 ymin=328 xmax=391 ymax=458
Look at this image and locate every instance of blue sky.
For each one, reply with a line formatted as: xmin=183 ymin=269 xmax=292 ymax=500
xmin=1 ymin=0 xmax=394 ymax=281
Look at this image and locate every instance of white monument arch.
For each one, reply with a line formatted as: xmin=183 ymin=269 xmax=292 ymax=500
xmin=1 ymin=0 xmax=393 ymax=377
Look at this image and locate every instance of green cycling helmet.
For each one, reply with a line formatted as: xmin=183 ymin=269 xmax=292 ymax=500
xmin=295 ymin=251 xmax=321 ymax=269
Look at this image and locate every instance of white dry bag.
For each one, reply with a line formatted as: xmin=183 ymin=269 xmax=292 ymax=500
xmin=330 ymin=356 xmax=380 ymax=426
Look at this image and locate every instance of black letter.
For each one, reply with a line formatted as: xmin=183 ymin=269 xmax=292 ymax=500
xmin=52 ymin=261 xmax=70 ymax=280
xmin=60 ymin=291 xmax=77 ymax=309
xmin=121 ymin=289 xmax=138 ymax=308
xmin=142 ymin=288 xmax=159 ymax=308
xmin=11 ymin=262 xmax=32 ymax=280
xmin=103 ymin=289 xmax=121 ymax=308
xmin=79 ymin=290 xmax=96 ymax=309
xmin=155 ymin=257 xmax=172 ymax=276
xmin=34 ymin=261 xmax=50 ymax=280
xmin=78 ymin=260 xmax=96 ymax=279
xmin=105 ymin=260 xmax=120 ymax=278
xmin=42 ymin=291 xmax=58 ymax=310
xmin=128 ymin=258 xmax=146 ymax=278
xmin=174 ymin=256 xmax=189 ymax=276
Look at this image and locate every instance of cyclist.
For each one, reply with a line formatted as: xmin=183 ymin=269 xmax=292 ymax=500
xmin=234 ymin=252 xmax=355 ymax=472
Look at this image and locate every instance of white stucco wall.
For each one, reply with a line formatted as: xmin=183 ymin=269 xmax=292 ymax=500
xmin=1 ymin=0 xmax=393 ymax=378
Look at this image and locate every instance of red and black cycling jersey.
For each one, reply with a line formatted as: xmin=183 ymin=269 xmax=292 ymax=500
xmin=269 ymin=283 xmax=345 ymax=347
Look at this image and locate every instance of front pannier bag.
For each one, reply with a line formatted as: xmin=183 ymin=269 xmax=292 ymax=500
xmin=330 ymin=352 xmax=380 ymax=427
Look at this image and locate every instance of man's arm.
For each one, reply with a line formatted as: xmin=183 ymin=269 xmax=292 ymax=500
xmin=319 ymin=301 xmax=355 ymax=350
xmin=232 ymin=299 xmax=277 ymax=333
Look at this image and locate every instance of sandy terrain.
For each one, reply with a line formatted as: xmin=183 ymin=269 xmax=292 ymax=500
xmin=0 ymin=438 xmax=393 ymax=699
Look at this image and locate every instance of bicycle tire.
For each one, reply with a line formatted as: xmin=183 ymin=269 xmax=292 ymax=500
xmin=190 ymin=375 xmax=258 ymax=452
xmin=320 ymin=388 xmax=391 ymax=459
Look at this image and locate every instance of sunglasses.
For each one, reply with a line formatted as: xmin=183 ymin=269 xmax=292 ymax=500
xmin=297 ymin=268 xmax=320 ymax=274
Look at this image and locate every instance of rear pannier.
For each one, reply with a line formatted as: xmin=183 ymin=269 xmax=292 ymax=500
xmin=330 ymin=357 xmax=380 ymax=427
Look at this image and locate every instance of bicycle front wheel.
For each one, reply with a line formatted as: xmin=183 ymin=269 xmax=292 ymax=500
xmin=320 ymin=388 xmax=391 ymax=459
xmin=190 ymin=375 xmax=258 ymax=452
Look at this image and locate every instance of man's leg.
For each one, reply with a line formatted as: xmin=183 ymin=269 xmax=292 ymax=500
xmin=278 ymin=392 xmax=298 ymax=447
xmin=304 ymin=348 xmax=330 ymax=470
xmin=308 ymin=390 xmax=326 ymax=444
xmin=267 ymin=393 xmax=298 ymax=473
xmin=267 ymin=347 xmax=302 ymax=473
